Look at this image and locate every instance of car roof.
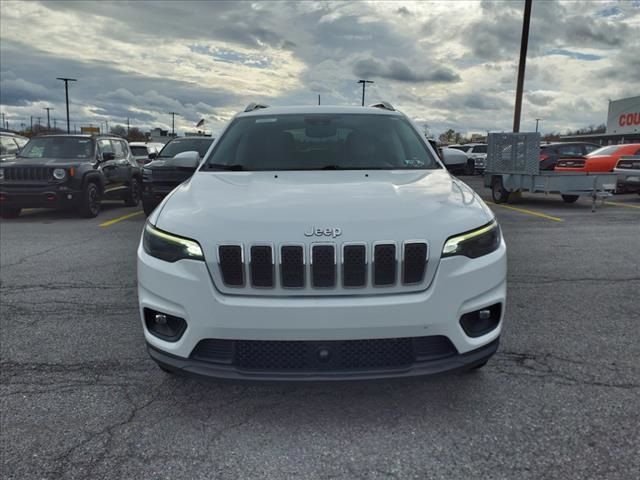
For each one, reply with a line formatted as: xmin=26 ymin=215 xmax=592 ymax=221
xmin=236 ymin=105 xmax=403 ymax=118
xmin=128 ymin=142 xmax=148 ymax=146
xmin=542 ymin=142 xmax=600 ymax=147
xmin=0 ymin=131 xmax=28 ymax=139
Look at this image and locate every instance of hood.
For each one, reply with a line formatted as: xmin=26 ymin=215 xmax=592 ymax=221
xmin=156 ymin=169 xmax=492 ymax=250
xmin=1 ymin=157 xmax=88 ymax=167
xmin=144 ymin=159 xmax=196 ymax=171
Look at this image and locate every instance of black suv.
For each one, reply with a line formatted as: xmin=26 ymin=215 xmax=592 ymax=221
xmin=142 ymin=136 xmax=214 ymax=216
xmin=0 ymin=134 xmax=142 ymax=218
xmin=539 ymin=142 xmax=600 ymax=170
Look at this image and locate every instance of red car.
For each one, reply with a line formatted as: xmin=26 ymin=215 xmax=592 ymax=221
xmin=555 ymin=143 xmax=640 ymax=172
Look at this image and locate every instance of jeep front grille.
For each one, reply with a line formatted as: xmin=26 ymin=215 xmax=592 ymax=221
xmin=3 ymin=166 xmax=52 ymax=182
xmin=216 ymin=241 xmax=428 ymax=292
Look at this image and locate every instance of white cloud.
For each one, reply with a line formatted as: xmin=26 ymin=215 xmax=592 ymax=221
xmin=0 ymin=0 xmax=638 ymax=136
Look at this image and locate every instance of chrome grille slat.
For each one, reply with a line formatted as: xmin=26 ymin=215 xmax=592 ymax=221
xmin=280 ymin=245 xmax=305 ymax=288
xmin=250 ymin=245 xmax=274 ymax=288
xmin=217 ymin=241 xmax=428 ymax=293
xmin=311 ymin=244 xmax=336 ymax=288
xmin=373 ymin=243 xmax=397 ymax=286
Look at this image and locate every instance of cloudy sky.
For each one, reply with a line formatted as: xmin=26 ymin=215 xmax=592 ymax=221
xmin=1 ymin=0 xmax=639 ymax=137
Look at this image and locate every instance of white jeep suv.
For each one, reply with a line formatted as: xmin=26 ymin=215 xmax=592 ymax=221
xmin=137 ymin=103 xmax=506 ymax=381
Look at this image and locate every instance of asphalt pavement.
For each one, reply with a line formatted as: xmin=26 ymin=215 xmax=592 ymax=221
xmin=1 ymin=178 xmax=639 ymax=480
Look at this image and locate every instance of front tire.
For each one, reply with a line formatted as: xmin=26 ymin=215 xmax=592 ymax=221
xmin=561 ymin=194 xmax=579 ymax=203
xmin=0 ymin=207 xmax=21 ymax=219
xmin=142 ymin=198 xmax=157 ymax=217
xmin=464 ymin=160 xmax=475 ymax=176
xmin=491 ymin=178 xmax=510 ymax=204
xmin=124 ymin=178 xmax=141 ymax=207
xmin=78 ymin=182 xmax=101 ymax=218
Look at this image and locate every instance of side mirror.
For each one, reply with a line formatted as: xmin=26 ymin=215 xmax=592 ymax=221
xmin=171 ymin=150 xmax=200 ymax=169
xmin=441 ymin=148 xmax=467 ymax=166
xmin=101 ymin=152 xmax=115 ymax=162
xmin=148 ymin=152 xmax=158 ymax=160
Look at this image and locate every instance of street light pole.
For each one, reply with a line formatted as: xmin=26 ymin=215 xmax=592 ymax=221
xmin=168 ymin=112 xmax=179 ymax=136
xmin=535 ymin=118 xmax=541 ymax=133
xmin=44 ymin=107 xmax=54 ymax=130
xmin=357 ymin=79 xmax=374 ymax=106
xmin=512 ymin=0 xmax=532 ymax=133
xmin=56 ymin=77 xmax=77 ymax=133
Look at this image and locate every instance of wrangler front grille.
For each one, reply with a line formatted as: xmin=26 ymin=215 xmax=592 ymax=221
xmin=3 ymin=166 xmax=52 ymax=182
xmin=216 ymin=241 xmax=428 ymax=292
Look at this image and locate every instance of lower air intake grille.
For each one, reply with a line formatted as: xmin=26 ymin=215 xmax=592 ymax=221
xmin=190 ymin=336 xmax=457 ymax=371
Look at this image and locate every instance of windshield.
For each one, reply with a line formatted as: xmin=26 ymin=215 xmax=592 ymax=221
xmin=130 ymin=146 xmax=149 ymax=156
xmin=18 ymin=137 xmax=94 ymax=159
xmin=204 ymin=114 xmax=439 ymax=171
xmin=158 ymin=138 xmax=213 ymax=158
xmin=587 ymin=145 xmax=619 ymax=157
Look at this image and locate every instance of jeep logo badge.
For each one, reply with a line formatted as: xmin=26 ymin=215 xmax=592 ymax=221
xmin=304 ymin=226 xmax=342 ymax=238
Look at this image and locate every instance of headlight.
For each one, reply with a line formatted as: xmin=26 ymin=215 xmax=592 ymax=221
xmin=442 ymin=220 xmax=501 ymax=259
xmin=142 ymin=222 xmax=204 ymax=262
xmin=53 ymin=168 xmax=67 ymax=180
xmin=0 ymin=168 xmax=4 ymax=180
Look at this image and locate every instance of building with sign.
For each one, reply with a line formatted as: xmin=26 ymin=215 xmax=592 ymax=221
xmin=561 ymin=95 xmax=640 ymax=145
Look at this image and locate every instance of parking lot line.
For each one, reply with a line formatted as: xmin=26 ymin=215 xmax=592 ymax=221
xmin=485 ymin=201 xmax=564 ymax=222
xmin=604 ymin=201 xmax=640 ymax=210
xmin=99 ymin=210 xmax=144 ymax=227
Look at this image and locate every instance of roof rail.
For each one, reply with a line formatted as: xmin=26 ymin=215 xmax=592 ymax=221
xmin=369 ymin=101 xmax=395 ymax=111
xmin=244 ymin=102 xmax=270 ymax=112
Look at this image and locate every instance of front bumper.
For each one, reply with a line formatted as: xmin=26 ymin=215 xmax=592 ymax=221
xmin=147 ymin=338 xmax=499 ymax=382
xmin=138 ymin=238 xmax=507 ymax=380
xmin=0 ymin=186 xmax=82 ymax=209
xmin=614 ymin=168 xmax=640 ymax=192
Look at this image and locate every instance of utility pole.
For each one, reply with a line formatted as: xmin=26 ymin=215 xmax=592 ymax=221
xmin=1 ymin=112 xmax=5 ymax=129
xmin=54 ymin=118 xmax=57 ymax=130
xmin=318 ymin=94 xmax=321 ymax=105
xmin=127 ymin=117 xmax=130 ymax=136
xmin=44 ymin=107 xmax=54 ymax=130
xmin=56 ymin=77 xmax=77 ymax=133
xmin=168 ymin=112 xmax=179 ymax=136
xmin=535 ymin=118 xmax=541 ymax=133
xmin=106 ymin=120 xmax=109 ymax=134
xmin=37 ymin=117 xmax=42 ymax=130
xmin=513 ymin=0 xmax=532 ymax=133
xmin=357 ymin=80 xmax=374 ymax=106
xmin=30 ymin=116 xmax=33 ymax=132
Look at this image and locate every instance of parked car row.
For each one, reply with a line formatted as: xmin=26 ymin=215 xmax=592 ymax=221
xmin=0 ymin=131 xmax=29 ymax=162
xmin=0 ymin=134 xmax=215 ymax=218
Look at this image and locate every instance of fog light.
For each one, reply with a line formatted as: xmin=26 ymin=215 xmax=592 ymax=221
xmin=67 ymin=194 xmax=73 ymax=200
xmin=460 ymin=304 xmax=501 ymax=338
xmin=144 ymin=308 xmax=187 ymax=342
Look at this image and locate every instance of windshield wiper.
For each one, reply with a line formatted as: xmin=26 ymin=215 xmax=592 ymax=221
xmin=208 ymin=163 xmax=246 ymax=171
